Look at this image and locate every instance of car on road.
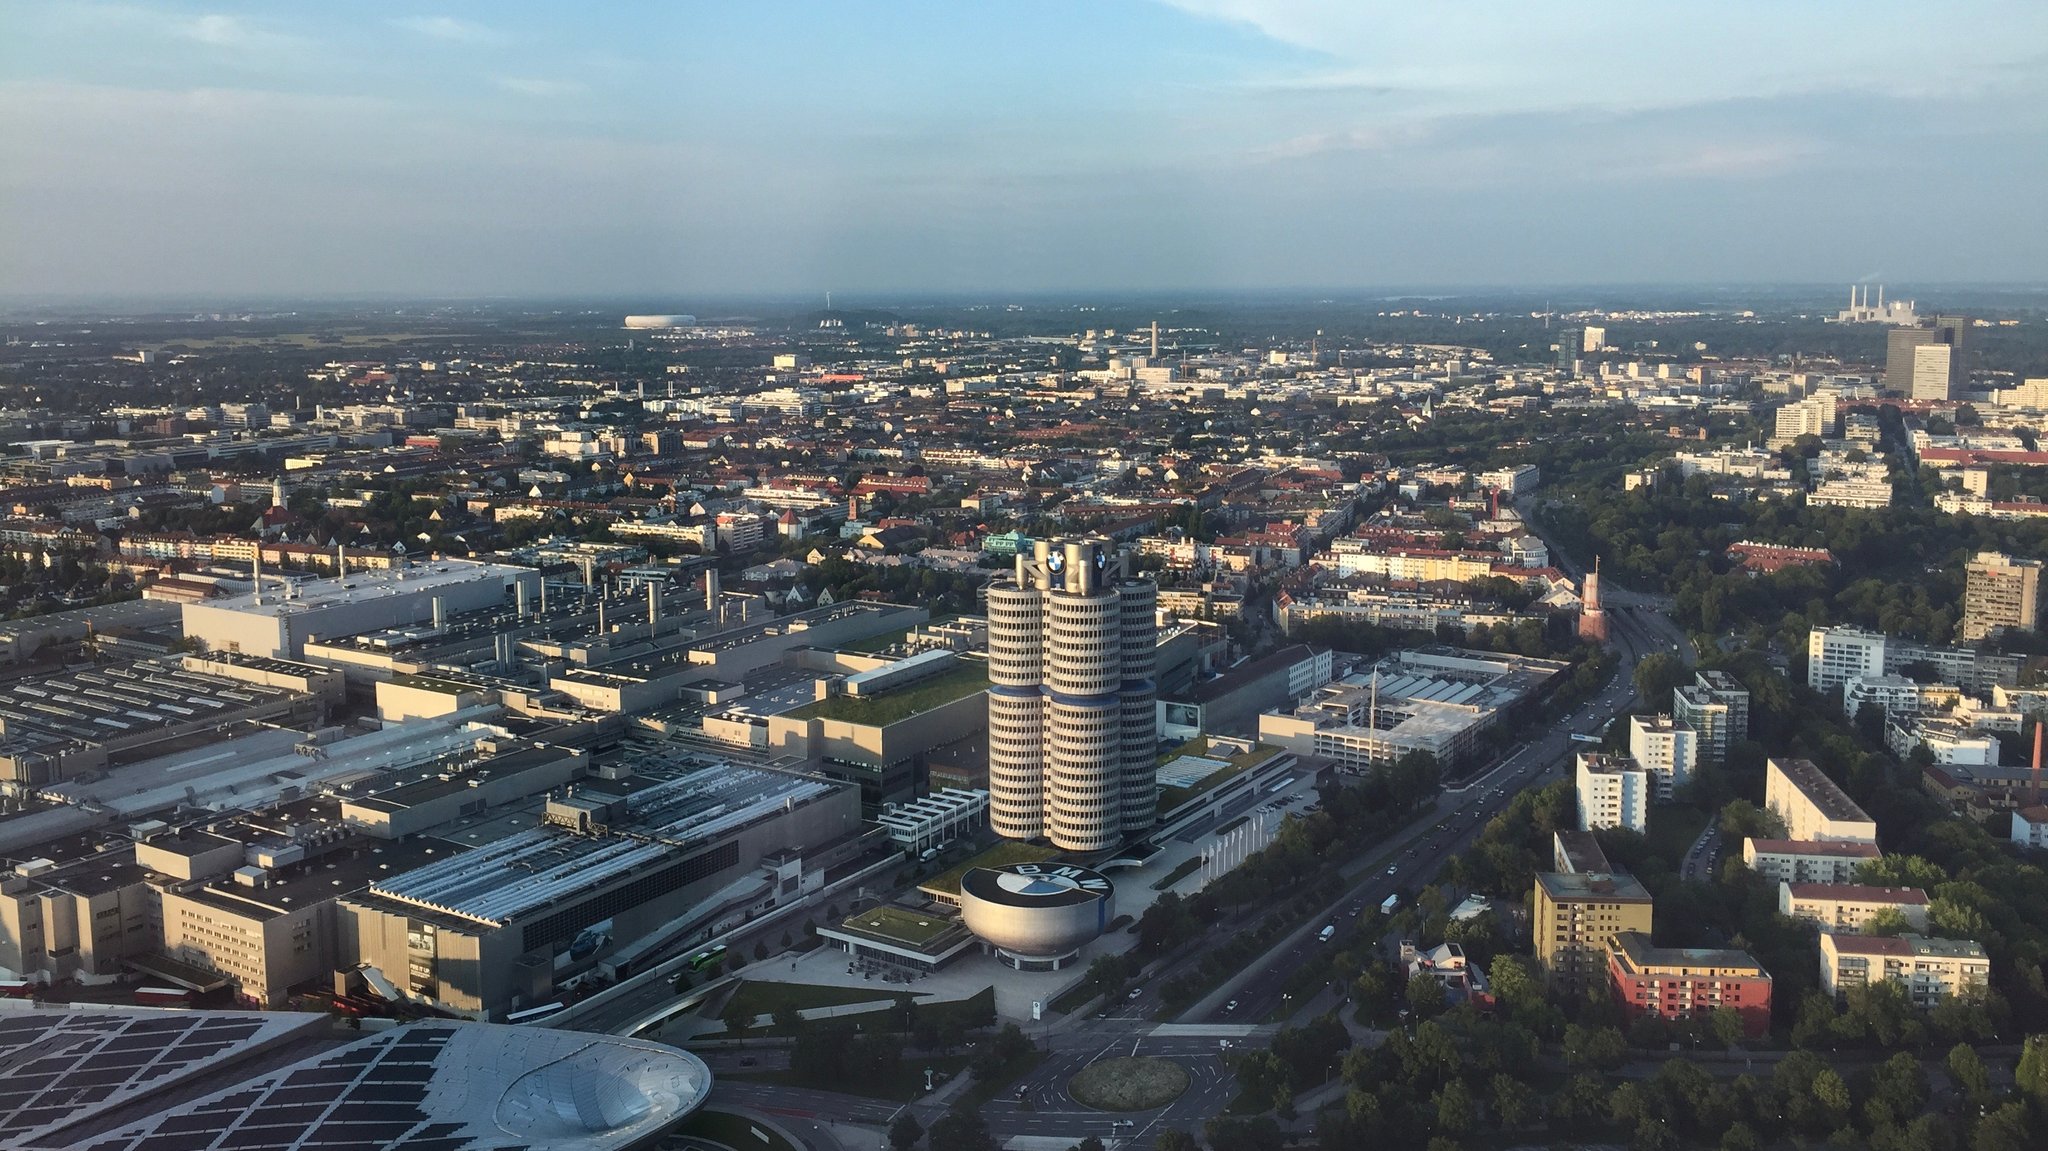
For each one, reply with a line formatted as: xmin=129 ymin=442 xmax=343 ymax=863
xmin=1385 ymin=865 xmax=1398 ymax=876
xmin=1225 ymin=1000 xmax=1239 ymax=1012
xmin=1126 ymin=988 xmax=1142 ymax=1000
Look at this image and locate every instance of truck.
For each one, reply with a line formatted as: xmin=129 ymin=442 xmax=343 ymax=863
xmin=1317 ymin=925 xmax=1336 ymax=943
xmin=1380 ymin=894 xmax=1400 ymax=916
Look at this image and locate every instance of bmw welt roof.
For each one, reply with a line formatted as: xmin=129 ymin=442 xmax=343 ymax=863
xmin=11 ymin=1009 xmax=711 ymax=1151
xmin=368 ymin=765 xmax=832 ymax=926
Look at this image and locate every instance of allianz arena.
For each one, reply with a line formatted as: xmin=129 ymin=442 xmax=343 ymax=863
xmin=958 ymin=862 xmax=1115 ymax=970
xmin=622 ymin=314 xmax=696 ymax=329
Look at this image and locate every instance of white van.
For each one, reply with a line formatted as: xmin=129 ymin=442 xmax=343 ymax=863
xmin=1317 ymin=925 xmax=1336 ymax=943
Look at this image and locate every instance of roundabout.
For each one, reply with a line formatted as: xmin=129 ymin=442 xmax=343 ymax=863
xmin=1067 ymin=1056 xmax=1191 ymax=1112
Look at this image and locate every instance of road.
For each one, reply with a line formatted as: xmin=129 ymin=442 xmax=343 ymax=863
xmin=695 ymin=510 xmax=1704 ymax=1145
xmin=1177 ymin=536 xmax=1697 ymax=1032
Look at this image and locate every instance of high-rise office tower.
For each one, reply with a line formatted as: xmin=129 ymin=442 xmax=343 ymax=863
xmin=1886 ymin=317 xmax=1969 ymax=397
xmin=987 ymin=537 xmax=1156 ymax=851
xmin=1963 ymin=551 xmax=2042 ymax=642
xmin=1912 ymin=344 xmax=1956 ymax=401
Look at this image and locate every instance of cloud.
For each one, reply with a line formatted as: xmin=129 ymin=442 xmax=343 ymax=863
xmin=168 ymin=11 xmax=303 ymax=52
xmin=1160 ymin=0 xmax=2048 ymax=116
xmin=493 ymin=77 xmax=586 ymax=98
xmin=391 ymin=15 xmax=502 ymax=45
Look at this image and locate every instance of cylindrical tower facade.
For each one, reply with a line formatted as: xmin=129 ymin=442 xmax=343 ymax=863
xmin=1117 ymin=579 xmax=1158 ymax=832
xmin=984 ymin=536 xmax=1161 ymax=851
xmin=986 ymin=581 xmax=1046 ymax=840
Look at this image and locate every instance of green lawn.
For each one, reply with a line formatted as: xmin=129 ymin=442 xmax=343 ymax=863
xmin=785 ymin=662 xmax=988 ymax=725
xmin=921 ymin=840 xmax=1059 ymax=896
xmin=717 ymin=980 xmax=915 ymax=1025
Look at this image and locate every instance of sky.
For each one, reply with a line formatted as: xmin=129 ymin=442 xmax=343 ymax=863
xmin=2 ymin=1 xmax=2045 ymax=300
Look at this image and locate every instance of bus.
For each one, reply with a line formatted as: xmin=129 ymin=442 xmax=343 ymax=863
xmin=687 ymin=944 xmax=729 ymax=972
xmin=504 ymin=1002 xmax=566 ymax=1025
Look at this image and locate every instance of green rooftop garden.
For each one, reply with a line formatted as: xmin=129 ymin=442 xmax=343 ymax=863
xmin=920 ymin=840 xmax=1059 ymax=897
xmin=786 ymin=662 xmax=988 ymax=726
xmin=837 ymin=904 xmax=967 ymax=948
xmin=1157 ymin=740 xmax=1281 ymax=811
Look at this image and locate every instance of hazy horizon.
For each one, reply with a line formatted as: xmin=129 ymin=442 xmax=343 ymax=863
xmin=4 ymin=2 xmax=2045 ymax=299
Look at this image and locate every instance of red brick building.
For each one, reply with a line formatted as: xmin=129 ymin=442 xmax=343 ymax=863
xmin=1607 ymin=931 xmax=1772 ymax=1037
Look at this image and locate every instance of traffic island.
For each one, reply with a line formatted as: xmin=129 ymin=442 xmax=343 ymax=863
xmin=1067 ymin=1056 xmax=1191 ymax=1111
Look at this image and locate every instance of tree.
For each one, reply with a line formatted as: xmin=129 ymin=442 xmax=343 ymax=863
xmin=1434 ymin=1078 xmax=1475 ymax=1135
xmin=1862 ymin=1050 xmax=1929 ymax=1130
xmin=1491 ymin=1073 xmax=1537 ymax=1130
xmin=1633 ymin=652 xmax=1689 ymax=705
xmin=1487 ymin=955 xmax=1540 ymax=1011
xmin=928 ymin=1110 xmax=997 ymax=1151
xmin=1153 ymin=1131 xmax=1198 ymax=1151
xmin=2017 ymin=1034 xmax=2048 ymax=1102
xmin=890 ymin=1112 xmax=925 ymax=1151
xmin=1563 ymin=1023 xmax=1627 ymax=1071
xmin=1948 ymin=1042 xmax=1990 ymax=1099
xmin=1973 ymin=1103 xmax=2035 ymax=1151
xmin=1811 ymin=1068 xmax=1851 ymax=1129
xmin=1204 ymin=1115 xmax=1282 ymax=1151
xmin=772 ymin=1004 xmax=807 ymax=1033
xmin=1707 ymin=1006 xmax=1747 ymax=1050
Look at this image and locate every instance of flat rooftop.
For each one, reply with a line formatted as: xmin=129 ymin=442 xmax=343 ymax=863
xmin=1611 ymin=931 xmax=1765 ymax=974
xmin=189 ymin=560 xmax=528 ymax=620
xmin=1536 ymin=871 xmax=1653 ymax=903
xmin=365 ymin=764 xmax=837 ymax=927
xmin=0 ymin=657 xmax=303 ymax=750
xmin=175 ymin=836 xmax=461 ymax=923
xmin=835 ymin=904 xmax=970 ymax=949
xmin=786 ymin=661 xmax=989 ymax=725
xmin=1747 ymin=838 xmax=1881 ymax=858
xmin=1772 ymin=758 xmax=1874 ymax=823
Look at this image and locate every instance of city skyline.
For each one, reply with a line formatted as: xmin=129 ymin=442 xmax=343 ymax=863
xmin=3 ymin=1 xmax=2046 ymax=298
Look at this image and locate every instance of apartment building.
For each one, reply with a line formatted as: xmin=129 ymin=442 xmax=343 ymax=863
xmin=1576 ymin=753 xmax=1650 ymax=833
xmin=1765 ymin=757 xmax=1878 ymax=844
xmin=1534 ymin=871 xmax=1655 ymax=995
xmin=1606 ymin=931 xmax=1773 ymax=1038
xmin=1962 ymin=551 xmax=2042 ymax=642
xmin=1627 ymin=714 xmax=1697 ymax=801
xmin=1673 ymin=670 xmax=1749 ymax=764
xmin=1819 ymin=932 xmax=1989 ymax=1007
xmin=1779 ymin=882 xmax=1929 ymax=934
xmin=1741 ymin=838 xmax=1882 ymax=885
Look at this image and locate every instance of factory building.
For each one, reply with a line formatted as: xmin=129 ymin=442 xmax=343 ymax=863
xmin=342 ymin=763 xmax=862 ymax=1019
xmin=182 ymin=560 xmax=539 ymax=660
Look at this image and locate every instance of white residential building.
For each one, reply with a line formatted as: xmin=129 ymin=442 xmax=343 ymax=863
xmin=1741 ymin=838 xmax=1882 ymax=885
xmin=1765 ymin=757 xmax=1878 ymax=844
xmin=1627 ymin=714 xmax=1696 ymax=801
xmin=1780 ymin=883 xmax=1930 ymax=934
xmin=1819 ymin=933 xmax=1988 ymax=1007
xmin=1576 ymin=753 xmax=1649 ymax=833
